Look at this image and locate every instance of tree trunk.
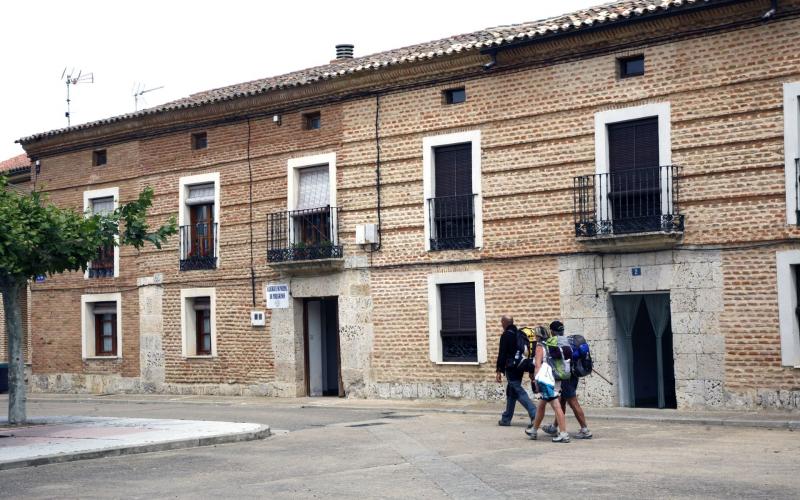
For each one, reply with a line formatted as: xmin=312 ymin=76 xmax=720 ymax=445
xmin=2 ymin=280 xmax=26 ymax=424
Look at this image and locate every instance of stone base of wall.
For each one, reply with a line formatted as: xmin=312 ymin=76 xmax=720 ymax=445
xmin=27 ymin=373 xmax=800 ymax=410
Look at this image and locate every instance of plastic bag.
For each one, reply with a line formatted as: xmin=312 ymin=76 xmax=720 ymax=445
xmin=535 ymin=362 xmax=555 ymax=387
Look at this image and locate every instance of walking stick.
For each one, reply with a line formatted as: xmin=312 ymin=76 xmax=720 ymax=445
xmin=591 ymin=370 xmax=614 ymax=385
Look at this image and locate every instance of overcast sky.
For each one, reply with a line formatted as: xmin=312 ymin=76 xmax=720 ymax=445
xmin=0 ymin=0 xmax=598 ymax=160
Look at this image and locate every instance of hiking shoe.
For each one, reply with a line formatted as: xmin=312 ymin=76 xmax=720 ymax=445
xmin=552 ymin=432 xmax=571 ymax=443
xmin=527 ymin=428 xmax=538 ymax=440
xmin=575 ymin=429 xmax=593 ymax=439
xmin=498 ymin=420 xmax=511 ymax=427
xmin=542 ymin=424 xmax=558 ymax=436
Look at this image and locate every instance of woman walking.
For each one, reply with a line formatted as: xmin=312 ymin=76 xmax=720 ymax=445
xmin=526 ymin=325 xmax=570 ymax=443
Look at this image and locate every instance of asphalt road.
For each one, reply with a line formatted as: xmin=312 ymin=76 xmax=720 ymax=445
xmin=1 ymin=398 xmax=799 ymax=499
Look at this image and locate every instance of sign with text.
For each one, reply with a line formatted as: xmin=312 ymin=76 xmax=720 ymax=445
xmin=266 ymin=283 xmax=290 ymax=309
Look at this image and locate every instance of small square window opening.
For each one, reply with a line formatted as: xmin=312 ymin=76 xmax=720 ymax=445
xmin=304 ymin=112 xmax=321 ymax=130
xmin=192 ymin=132 xmax=208 ymax=150
xmin=93 ymin=150 xmax=107 ymax=166
xmin=444 ymin=88 xmax=466 ymax=105
xmin=619 ymin=55 xmax=645 ymax=78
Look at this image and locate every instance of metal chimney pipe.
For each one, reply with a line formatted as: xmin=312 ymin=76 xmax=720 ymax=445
xmin=335 ymin=44 xmax=354 ymax=60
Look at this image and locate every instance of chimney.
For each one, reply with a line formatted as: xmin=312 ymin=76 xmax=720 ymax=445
xmin=335 ymin=44 xmax=354 ymax=60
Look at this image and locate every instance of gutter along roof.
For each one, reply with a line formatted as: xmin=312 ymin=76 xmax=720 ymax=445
xmin=18 ymin=0 xmax=726 ymax=145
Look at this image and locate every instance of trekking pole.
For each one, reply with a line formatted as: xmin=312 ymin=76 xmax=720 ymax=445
xmin=591 ymin=370 xmax=614 ymax=385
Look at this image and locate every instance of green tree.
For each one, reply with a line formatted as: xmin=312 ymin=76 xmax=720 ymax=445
xmin=0 ymin=175 xmax=176 ymax=424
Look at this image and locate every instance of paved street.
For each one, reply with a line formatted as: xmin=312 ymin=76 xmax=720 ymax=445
xmin=1 ymin=396 xmax=799 ymax=499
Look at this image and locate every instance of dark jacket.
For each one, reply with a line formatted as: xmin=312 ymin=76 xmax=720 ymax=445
xmin=495 ymin=324 xmax=520 ymax=374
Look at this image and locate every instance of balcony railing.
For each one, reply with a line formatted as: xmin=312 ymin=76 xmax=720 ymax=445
xmin=428 ymin=194 xmax=476 ymax=251
xmin=267 ymin=206 xmax=342 ymax=263
xmin=180 ymin=223 xmax=218 ymax=271
xmin=88 ymin=245 xmax=114 ymax=278
xmin=573 ymin=165 xmax=684 ymax=237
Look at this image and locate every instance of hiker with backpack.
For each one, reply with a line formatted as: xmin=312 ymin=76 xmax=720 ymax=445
xmin=495 ymin=315 xmax=536 ymax=429
xmin=541 ymin=320 xmax=592 ymax=440
xmin=525 ymin=324 xmax=570 ymax=443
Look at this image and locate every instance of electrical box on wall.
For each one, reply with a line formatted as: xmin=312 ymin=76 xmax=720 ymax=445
xmin=250 ymin=310 xmax=266 ymax=327
xmin=355 ymin=223 xmax=378 ymax=245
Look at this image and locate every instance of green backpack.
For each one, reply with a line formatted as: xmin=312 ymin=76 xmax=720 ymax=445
xmin=544 ymin=336 xmax=572 ymax=381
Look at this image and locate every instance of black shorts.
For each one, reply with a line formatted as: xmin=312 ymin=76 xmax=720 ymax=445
xmin=561 ymin=375 xmax=579 ymax=399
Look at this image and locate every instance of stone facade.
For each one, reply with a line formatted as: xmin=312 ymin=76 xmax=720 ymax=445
xmin=10 ymin=1 xmax=800 ymax=409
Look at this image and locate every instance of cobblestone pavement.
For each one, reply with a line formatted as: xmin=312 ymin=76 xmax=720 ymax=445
xmin=0 ymin=396 xmax=798 ymax=499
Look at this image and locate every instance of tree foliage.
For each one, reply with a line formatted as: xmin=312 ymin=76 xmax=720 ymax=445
xmin=0 ymin=175 xmax=176 ymax=285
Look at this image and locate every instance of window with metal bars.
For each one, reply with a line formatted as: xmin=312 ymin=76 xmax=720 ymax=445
xmin=439 ymin=282 xmax=477 ymax=362
xmin=429 ymin=143 xmax=475 ymax=250
xmin=607 ymin=117 xmax=661 ymax=233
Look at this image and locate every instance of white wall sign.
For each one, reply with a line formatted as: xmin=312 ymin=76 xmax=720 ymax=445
xmin=266 ymin=283 xmax=290 ymax=309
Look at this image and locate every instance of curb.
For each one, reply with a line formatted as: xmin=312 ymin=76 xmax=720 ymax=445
xmin=0 ymin=425 xmax=270 ymax=471
xmin=301 ymin=404 xmax=800 ymax=430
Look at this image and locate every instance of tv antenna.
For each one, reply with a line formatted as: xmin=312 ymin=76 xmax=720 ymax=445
xmin=61 ymin=67 xmax=94 ymax=126
xmin=132 ymin=82 xmax=164 ymax=111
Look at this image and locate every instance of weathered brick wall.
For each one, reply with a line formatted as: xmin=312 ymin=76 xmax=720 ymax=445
xmin=722 ymin=247 xmax=800 ymax=408
xmin=19 ymin=1 xmax=800 ymax=402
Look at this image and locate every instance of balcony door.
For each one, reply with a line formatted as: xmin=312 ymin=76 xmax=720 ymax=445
xmin=189 ymin=203 xmax=214 ymax=258
xmin=294 ymin=166 xmax=332 ymax=248
xmin=431 ymin=143 xmax=474 ymax=250
xmin=607 ymin=117 xmax=662 ymax=233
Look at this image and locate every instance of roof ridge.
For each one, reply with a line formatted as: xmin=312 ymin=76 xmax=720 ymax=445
xmin=19 ymin=0 xmax=716 ymax=145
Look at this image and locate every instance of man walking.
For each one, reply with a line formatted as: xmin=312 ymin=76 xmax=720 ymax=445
xmin=542 ymin=320 xmax=592 ymax=439
xmin=495 ymin=315 xmax=536 ymax=427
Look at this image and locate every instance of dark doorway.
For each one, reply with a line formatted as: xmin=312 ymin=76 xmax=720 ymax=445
xmin=303 ymin=297 xmax=342 ymax=397
xmin=612 ymin=293 xmax=676 ymax=409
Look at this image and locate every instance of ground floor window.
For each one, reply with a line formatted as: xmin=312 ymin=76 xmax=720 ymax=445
xmin=93 ymin=302 xmax=118 ymax=356
xmin=427 ymin=271 xmax=487 ymax=364
xmin=181 ymin=288 xmax=216 ymax=357
xmin=81 ymin=293 xmax=122 ymax=359
xmin=776 ymin=251 xmax=800 ymax=367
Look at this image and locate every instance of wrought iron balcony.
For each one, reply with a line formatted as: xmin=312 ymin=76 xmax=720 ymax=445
xmin=267 ymin=206 xmax=342 ymax=263
xmin=88 ymin=245 xmax=114 ymax=278
xmin=179 ymin=223 xmax=218 ymax=271
xmin=427 ymin=194 xmax=476 ymax=251
xmin=573 ymin=165 xmax=684 ymax=238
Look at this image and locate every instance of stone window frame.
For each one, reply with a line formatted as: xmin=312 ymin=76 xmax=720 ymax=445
xmin=594 ymin=102 xmax=672 ymax=222
xmin=426 ymin=270 xmax=487 ymax=365
xmin=775 ymin=250 xmax=800 ymax=368
xmin=287 ymin=152 xmax=337 ymax=211
xmin=81 ymin=292 xmax=122 ymax=359
xmin=422 ymin=130 xmax=483 ymax=251
xmin=178 ymin=172 xmax=221 ymax=268
xmin=783 ymin=83 xmax=800 ymax=225
xmin=180 ymin=287 xmax=217 ymax=358
xmin=83 ymin=187 xmax=120 ymax=279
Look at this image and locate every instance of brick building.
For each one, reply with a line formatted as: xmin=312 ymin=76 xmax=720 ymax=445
xmin=9 ymin=0 xmax=800 ymax=409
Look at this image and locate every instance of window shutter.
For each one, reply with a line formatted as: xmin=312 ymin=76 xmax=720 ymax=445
xmin=439 ymin=283 xmax=476 ymax=332
xmin=434 ymin=143 xmax=472 ymax=197
xmin=296 ymin=166 xmax=330 ymax=210
xmin=92 ymin=302 xmax=117 ymax=315
xmin=91 ymin=197 xmax=115 ymax=215
xmin=186 ymin=183 xmax=215 ymax=205
xmin=608 ymin=117 xmax=659 ymax=172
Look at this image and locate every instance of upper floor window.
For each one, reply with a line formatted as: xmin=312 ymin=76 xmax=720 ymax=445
xmin=443 ymin=87 xmax=466 ymax=105
xmin=93 ymin=149 xmax=107 ymax=166
xmin=84 ymin=187 xmax=119 ymax=279
xmin=191 ymin=132 xmax=208 ymax=150
xmin=422 ymin=131 xmax=483 ymax=251
xmin=618 ymin=55 xmax=645 ymax=78
xmin=181 ymin=182 xmax=217 ymax=270
xmin=304 ymin=112 xmax=321 ymax=130
xmin=783 ymin=83 xmax=800 ymax=225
